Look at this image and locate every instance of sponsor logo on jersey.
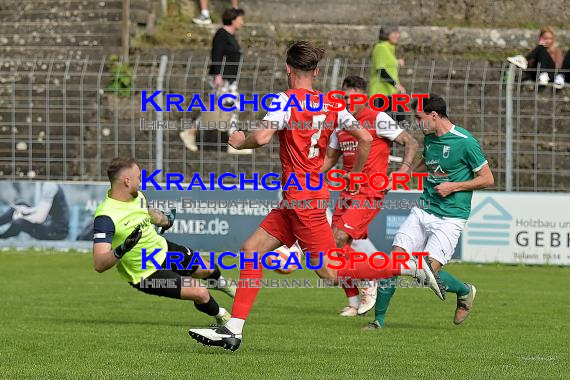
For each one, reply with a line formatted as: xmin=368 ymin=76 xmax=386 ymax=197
xmin=340 ymin=140 xmax=358 ymax=152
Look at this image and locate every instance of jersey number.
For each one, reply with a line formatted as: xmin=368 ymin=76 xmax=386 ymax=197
xmin=308 ymin=115 xmax=326 ymax=159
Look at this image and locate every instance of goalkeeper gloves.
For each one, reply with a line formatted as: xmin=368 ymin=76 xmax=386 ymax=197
xmin=160 ymin=209 xmax=176 ymax=235
xmin=113 ymin=226 xmax=142 ymax=259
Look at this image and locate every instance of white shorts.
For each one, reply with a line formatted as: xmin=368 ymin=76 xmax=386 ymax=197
xmin=392 ymin=207 xmax=467 ymax=265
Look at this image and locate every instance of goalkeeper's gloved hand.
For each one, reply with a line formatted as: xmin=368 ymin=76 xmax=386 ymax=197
xmin=113 ymin=226 xmax=142 ymax=259
xmin=160 ymin=209 xmax=176 ymax=235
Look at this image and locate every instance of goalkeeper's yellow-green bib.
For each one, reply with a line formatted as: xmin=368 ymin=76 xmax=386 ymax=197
xmin=94 ymin=191 xmax=167 ymax=284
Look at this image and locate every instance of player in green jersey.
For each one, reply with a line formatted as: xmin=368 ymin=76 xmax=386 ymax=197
xmin=92 ymin=157 xmax=235 ymax=326
xmin=367 ymin=94 xmax=495 ymax=329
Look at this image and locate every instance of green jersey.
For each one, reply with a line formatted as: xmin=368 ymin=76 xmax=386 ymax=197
xmin=420 ymin=125 xmax=488 ymax=220
xmin=94 ymin=191 xmax=167 ymax=284
xmin=369 ymin=41 xmax=399 ymax=97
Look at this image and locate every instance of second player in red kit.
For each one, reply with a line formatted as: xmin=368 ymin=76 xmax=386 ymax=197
xmin=323 ymin=75 xmax=419 ymax=316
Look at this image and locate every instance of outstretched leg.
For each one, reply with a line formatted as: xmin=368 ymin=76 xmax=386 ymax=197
xmin=189 ymin=226 xmax=283 ymax=351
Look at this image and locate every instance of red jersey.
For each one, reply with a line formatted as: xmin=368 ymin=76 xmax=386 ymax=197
xmin=329 ymin=107 xmax=402 ymax=198
xmin=263 ymin=89 xmax=357 ymax=200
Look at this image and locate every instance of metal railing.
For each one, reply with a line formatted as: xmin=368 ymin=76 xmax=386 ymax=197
xmin=0 ymin=54 xmax=568 ymax=192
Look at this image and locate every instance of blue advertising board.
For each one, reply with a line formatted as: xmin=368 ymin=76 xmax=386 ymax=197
xmin=0 ymin=181 xmax=456 ymax=259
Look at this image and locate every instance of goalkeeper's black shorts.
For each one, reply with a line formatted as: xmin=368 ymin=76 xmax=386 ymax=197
xmin=129 ymin=240 xmax=200 ymax=299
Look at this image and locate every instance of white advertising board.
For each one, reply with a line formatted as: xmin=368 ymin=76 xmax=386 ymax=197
xmin=462 ymin=192 xmax=570 ymax=265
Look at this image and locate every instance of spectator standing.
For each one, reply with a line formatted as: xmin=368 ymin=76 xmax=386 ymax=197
xmin=181 ymin=8 xmax=251 ymax=154
xmin=193 ymin=0 xmax=239 ymax=25
xmin=369 ymin=22 xmax=406 ymax=122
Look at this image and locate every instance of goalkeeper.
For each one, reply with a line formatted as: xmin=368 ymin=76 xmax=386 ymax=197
xmin=92 ymin=157 xmax=235 ymax=325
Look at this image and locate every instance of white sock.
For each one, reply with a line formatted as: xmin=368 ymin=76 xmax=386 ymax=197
xmin=348 ymin=295 xmax=359 ymax=309
xmin=216 ymin=307 xmax=227 ymax=318
xmin=201 ymin=9 xmax=210 ymax=18
xmin=226 ymin=317 xmax=245 ymax=334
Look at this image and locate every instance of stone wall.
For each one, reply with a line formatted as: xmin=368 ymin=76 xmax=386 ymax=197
xmin=0 ymin=0 xmax=157 ymax=59
xmin=1 ymin=1 xmax=568 ymax=59
xmin=219 ymin=0 xmax=569 ymax=29
xmin=163 ymin=22 xmax=570 ymax=60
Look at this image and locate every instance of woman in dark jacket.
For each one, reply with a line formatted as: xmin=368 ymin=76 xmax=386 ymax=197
xmin=180 ymin=8 xmax=246 ymax=153
xmin=508 ymin=26 xmax=570 ymax=89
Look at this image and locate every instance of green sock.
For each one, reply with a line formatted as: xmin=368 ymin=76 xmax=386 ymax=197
xmin=374 ymin=277 xmax=398 ymax=326
xmin=438 ymin=270 xmax=470 ymax=297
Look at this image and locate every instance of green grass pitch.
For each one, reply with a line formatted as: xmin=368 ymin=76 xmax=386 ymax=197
xmin=1 ymin=250 xmax=569 ymax=379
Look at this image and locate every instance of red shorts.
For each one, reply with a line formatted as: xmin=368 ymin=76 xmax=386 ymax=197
xmin=332 ymin=197 xmax=382 ymax=240
xmin=259 ymin=201 xmax=336 ymax=259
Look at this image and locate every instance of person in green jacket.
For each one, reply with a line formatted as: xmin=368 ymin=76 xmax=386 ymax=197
xmin=369 ymin=22 xmax=406 ymax=122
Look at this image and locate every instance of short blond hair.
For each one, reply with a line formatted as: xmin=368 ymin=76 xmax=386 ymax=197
xmin=107 ymin=157 xmax=139 ymax=183
xmin=539 ymin=26 xmax=555 ymax=40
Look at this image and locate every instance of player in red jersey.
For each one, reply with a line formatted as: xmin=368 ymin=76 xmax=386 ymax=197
xmin=188 ymin=41 xmax=444 ymax=352
xmin=322 ymin=75 xmax=419 ymax=317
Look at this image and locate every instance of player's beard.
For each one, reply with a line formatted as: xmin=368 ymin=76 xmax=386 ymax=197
xmin=130 ymin=185 xmax=140 ymax=199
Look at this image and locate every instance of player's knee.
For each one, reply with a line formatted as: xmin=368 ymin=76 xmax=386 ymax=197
xmin=195 ymin=290 xmax=210 ymax=304
xmin=333 ymin=228 xmax=349 ymax=248
xmin=240 ymin=242 xmax=256 ymax=257
xmin=182 ymin=286 xmax=209 ymax=303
